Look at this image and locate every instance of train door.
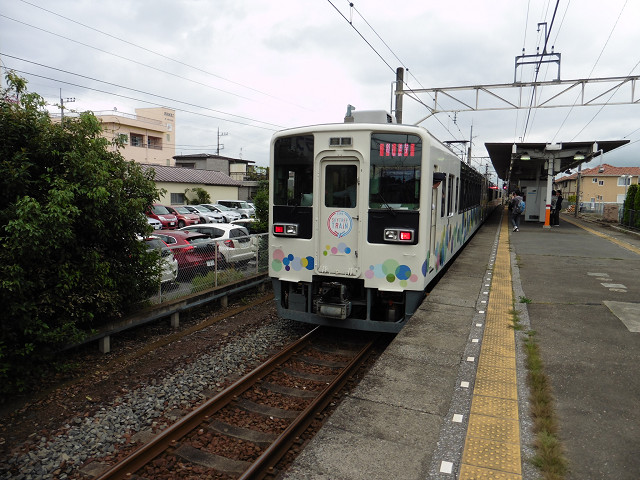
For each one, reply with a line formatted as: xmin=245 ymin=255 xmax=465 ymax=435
xmin=429 ymin=171 xmax=445 ymax=273
xmin=317 ymin=159 xmax=360 ymax=276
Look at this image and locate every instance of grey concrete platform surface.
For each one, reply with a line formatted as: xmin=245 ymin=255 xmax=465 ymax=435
xmin=281 ymin=209 xmax=504 ymax=480
xmin=511 ymin=214 xmax=640 ymax=480
xmin=280 ymin=211 xmax=640 ymax=480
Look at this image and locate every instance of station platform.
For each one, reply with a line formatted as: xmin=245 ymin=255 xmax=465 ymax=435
xmin=281 ymin=208 xmax=640 ymax=480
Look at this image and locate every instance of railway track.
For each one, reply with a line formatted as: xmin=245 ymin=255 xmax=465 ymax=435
xmin=95 ymin=327 xmax=378 ymax=479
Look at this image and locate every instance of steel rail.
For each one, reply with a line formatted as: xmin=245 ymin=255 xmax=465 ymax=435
xmin=238 ymin=337 xmax=376 ymax=479
xmin=95 ymin=326 xmax=321 ymax=480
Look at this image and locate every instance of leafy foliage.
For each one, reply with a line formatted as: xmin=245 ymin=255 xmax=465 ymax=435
xmin=252 ymin=180 xmax=269 ymax=234
xmin=632 ymin=184 xmax=640 ymax=228
xmin=0 ymin=72 xmax=161 ymax=394
xmin=186 ymin=187 xmax=211 ymax=204
xmin=622 ymin=184 xmax=637 ymax=226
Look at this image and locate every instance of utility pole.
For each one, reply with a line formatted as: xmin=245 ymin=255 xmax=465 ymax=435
xmin=468 ymin=124 xmax=473 ymax=165
xmin=395 ymin=67 xmax=404 ymax=124
xmin=574 ymin=163 xmax=581 ymax=218
xmin=217 ymin=128 xmax=228 ymax=155
xmin=59 ymin=89 xmax=75 ymax=119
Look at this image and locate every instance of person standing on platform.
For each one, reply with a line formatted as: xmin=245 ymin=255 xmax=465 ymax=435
xmin=553 ymin=190 xmax=563 ymax=226
xmin=510 ymin=191 xmax=524 ymax=232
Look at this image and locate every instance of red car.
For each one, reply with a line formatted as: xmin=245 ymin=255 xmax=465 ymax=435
xmin=165 ymin=205 xmax=201 ymax=228
xmin=147 ymin=204 xmax=178 ymax=230
xmin=153 ymin=230 xmax=223 ymax=278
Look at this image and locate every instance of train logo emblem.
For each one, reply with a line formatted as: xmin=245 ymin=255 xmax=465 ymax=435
xmin=327 ymin=210 xmax=352 ymax=238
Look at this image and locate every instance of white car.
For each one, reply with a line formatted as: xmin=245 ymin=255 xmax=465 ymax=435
xmin=146 ymin=216 xmax=162 ymax=230
xmin=143 ymin=236 xmax=178 ymax=285
xmin=182 ymin=205 xmax=224 ymax=223
xmin=216 ymin=200 xmax=256 ymax=218
xmin=180 ymin=224 xmax=256 ymax=266
xmin=200 ymin=204 xmax=241 ymax=223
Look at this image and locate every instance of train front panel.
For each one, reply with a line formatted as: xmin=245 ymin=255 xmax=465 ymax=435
xmin=269 ymin=124 xmax=442 ymax=332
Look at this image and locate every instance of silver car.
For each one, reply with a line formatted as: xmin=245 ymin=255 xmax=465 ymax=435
xmin=182 ymin=205 xmax=224 ymax=223
xmin=200 ymin=204 xmax=241 ymax=223
xmin=216 ymin=200 xmax=256 ymax=218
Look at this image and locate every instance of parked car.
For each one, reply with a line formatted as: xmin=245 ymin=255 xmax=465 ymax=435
xmin=230 ymin=218 xmax=260 ymax=234
xmin=147 ymin=204 xmax=178 ymax=229
xmin=216 ymin=200 xmax=256 ymax=218
xmin=180 ymin=224 xmax=256 ymax=266
xmin=200 ymin=203 xmax=241 ymax=223
xmin=182 ymin=205 xmax=224 ymax=223
xmin=146 ymin=216 xmax=162 ymax=230
xmin=165 ymin=205 xmax=201 ymax=228
xmin=143 ymin=236 xmax=178 ymax=285
xmin=153 ymin=230 xmax=223 ymax=278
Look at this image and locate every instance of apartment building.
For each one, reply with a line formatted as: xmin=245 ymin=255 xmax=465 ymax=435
xmin=97 ymin=107 xmax=176 ymax=166
xmin=556 ymin=163 xmax=640 ymax=206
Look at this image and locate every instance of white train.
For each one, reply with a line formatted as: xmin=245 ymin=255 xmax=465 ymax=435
xmin=269 ymin=112 xmax=500 ymax=332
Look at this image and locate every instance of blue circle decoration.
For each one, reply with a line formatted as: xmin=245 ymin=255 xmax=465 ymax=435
xmin=305 ymin=256 xmax=315 ymax=270
xmin=395 ymin=265 xmax=411 ymax=281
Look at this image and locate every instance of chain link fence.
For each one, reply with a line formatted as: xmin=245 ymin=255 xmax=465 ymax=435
xmin=149 ymin=233 xmax=269 ymax=304
xmin=619 ymin=208 xmax=639 ymax=230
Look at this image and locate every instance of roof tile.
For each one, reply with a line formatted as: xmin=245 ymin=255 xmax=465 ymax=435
xmin=141 ymin=164 xmax=241 ymax=186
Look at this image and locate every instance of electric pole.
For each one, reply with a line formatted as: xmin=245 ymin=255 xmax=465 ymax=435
xmin=217 ymin=128 xmax=228 ymax=155
xmin=59 ymin=89 xmax=75 ymax=119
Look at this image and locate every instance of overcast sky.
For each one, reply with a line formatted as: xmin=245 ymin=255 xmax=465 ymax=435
xmin=2 ymin=0 xmax=639 ymax=179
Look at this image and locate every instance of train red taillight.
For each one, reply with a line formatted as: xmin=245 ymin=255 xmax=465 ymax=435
xmin=273 ymin=223 xmax=299 ymax=237
xmin=384 ymin=228 xmax=415 ymax=244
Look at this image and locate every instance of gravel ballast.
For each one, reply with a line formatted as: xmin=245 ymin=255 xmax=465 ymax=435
xmin=1 ymin=309 xmax=307 ymax=480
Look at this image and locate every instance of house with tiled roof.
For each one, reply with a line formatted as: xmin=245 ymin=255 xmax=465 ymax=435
xmin=555 ymin=163 xmax=640 ymax=208
xmin=141 ymin=164 xmax=241 ymax=205
xmin=173 ymin=153 xmax=266 ymax=201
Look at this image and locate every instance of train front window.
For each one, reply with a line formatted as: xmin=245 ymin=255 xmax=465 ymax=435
xmin=273 ymin=135 xmax=314 ymax=206
xmin=369 ymin=133 xmax=421 ymax=210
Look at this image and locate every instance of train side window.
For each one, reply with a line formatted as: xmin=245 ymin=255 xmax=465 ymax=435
xmin=455 ymin=177 xmax=460 ymax=213
xmin=447 ymin=174 xmax=455 ymax=216
xmin=441 ymin=175 xmax=447 ymax=217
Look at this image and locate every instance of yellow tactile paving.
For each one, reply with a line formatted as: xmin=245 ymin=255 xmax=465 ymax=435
xmin=477 ymin=354 xmax=516 ymax=371
xmin=470 ymin=396 xmax=519 ymax=419
xmin=466 ymin=414 xmax=520 ymax=442
xmin=459 ymin=211 xmax=522 ymax=479
xmin=459 ymin=464 xmax=523 ymax=480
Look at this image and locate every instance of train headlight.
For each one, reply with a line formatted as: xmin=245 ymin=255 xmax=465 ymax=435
xmin=273 ymin=223 xmax=299 ymax=236
xmin=384 ymin=228 xmax=415 ymax=243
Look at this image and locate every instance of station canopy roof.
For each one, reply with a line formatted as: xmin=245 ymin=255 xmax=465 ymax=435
xmin=485 ymin=140 xmax=629 ymax=183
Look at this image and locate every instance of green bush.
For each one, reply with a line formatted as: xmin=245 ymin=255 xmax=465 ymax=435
xmin=0 ymin=72 xmax=161 ymax=394
xmin=622 ymin=184 xmax=637 ymax=226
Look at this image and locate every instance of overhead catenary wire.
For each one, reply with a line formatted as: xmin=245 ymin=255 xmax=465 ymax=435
xmin=1 ymin=67 xmax=281 ymax=132
xmin=1 ymin=55 xmax=284 ymax=129
xmin=331 ymin=1 xmax=466 ymax=144
xmin=520 ymin=0 xmax=560 ymax=141
xmin=554 ymin=0 xmax=629 ymax=142
xmin=15 ymin=0 xmax=299 ymax=106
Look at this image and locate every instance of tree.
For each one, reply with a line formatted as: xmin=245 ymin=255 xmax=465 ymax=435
xmin=186 ymin=186 xmax=211 ymax=204
xmin=253 ymin=180 xmax=269 ymax=234
xmin=632 ymin=184 xmax=640 ymax=228
xmin=0 ymin=72 xmax=161 ymax=393
xmin=622 ymin=184 xmax=637 ymax=226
